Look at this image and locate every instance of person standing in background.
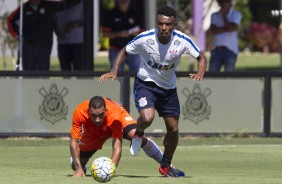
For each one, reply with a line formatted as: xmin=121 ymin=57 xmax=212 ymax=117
xmin=7 ymin=0 xmax=64 ymax=71
xmin=208 ymin=0 xmax=241 ymax=71
xmin=101 ymin=0 xmax=142 ymax=72
xmin=55 ymin=0 xmax=84 ymax=71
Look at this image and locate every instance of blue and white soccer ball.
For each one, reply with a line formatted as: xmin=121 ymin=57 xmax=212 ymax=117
xmin=91 ymin=157 xmax=116 ymax=182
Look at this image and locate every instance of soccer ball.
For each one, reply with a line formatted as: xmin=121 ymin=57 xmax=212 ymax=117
xmin=91 ymin=157 xmax=116 ymax=182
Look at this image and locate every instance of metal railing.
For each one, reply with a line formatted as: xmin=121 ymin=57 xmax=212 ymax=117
xmin=1 ymin=70 xmax=281 ymax=137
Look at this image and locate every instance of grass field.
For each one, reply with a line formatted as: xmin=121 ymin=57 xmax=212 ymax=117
xmin=0 ymin=137 xmax=281 ymax=184
xmin=0 ymin=52 xmax=281 ymax=71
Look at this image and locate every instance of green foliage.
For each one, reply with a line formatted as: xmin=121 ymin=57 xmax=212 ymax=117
xmin=235 ymin=0 xmax=253 ymax=51
xmin=101 ymin=0 xmax=115 ymax=10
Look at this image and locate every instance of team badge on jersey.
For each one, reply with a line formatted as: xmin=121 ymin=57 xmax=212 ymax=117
xmin=125 ymin=116 xmax=133 ymax=121
xmin=129 ymin=18 xmax=135 ymax=24
xmin=174 ymin=40 xmax=181 ymax=46
xmin=138 ymin=97 xmax=147 ymax=107
xmin=39 ymin=83 xmax=68 ymax=125
xmin=169 ymin=49 xmax=178 ymax=60
xmin=146 ymin=39 xmax=155 ymax=45
xmin=39 ymin=8 xmax=45 ymax=14
xmin=114 ymin=18 xmax=121 ymax=22
xmin=181 ymin=84 xmax=211 ymax=125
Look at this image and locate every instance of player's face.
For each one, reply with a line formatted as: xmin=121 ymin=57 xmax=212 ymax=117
xmin=89 ymin=107 xmax=107 ymax=127
xmin=156 ymin=14 xmax=176 ymax=43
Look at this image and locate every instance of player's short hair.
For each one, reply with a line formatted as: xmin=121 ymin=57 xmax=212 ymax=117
xmin=157 ymin=5 xmax=176 ymax=18
xmin=89 ymin=96 xmax=106 ymax=109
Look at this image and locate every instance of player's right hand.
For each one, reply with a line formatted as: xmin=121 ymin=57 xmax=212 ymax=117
xmin=99 ymin=72 xmax=117 ymax=82
xmin=73 ymin=169 xmax=86 ymax=177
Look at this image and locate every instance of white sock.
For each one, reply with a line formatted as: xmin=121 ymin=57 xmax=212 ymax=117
xmin=142 ymin=137 xmax=163 ymax=163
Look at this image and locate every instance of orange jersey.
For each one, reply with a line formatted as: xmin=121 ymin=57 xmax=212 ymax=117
xmin=70 ymin=97 xmax=136 ymax=151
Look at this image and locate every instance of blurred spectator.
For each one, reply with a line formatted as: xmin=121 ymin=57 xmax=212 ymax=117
xmin=55 ymin=0 xmax=84 ymax=71
xmin=101 ymin=0 xmax=142 ymax=72
xmin=0 ymin=12 xmax=18 ymax=70
xmin=208 ymin=0 xmax=241 ymax=72
xmin=7 ymin=0 xmax=64 ymax=71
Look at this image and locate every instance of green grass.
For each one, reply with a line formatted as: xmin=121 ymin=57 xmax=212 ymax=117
xmin=0 ymin=52 xmax=281 ymax=71
xmin=0 ymin=137 xmax=281 ymax=184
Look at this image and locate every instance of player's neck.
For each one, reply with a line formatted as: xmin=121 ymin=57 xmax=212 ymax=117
xmin=158 ymin=36 xmax=171 ymax=45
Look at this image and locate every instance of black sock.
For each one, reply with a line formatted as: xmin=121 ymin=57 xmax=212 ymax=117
xmin=135 ymin=130 xmax=144 ymax=137
xmin=161 ymin=155 xmax=172 ymax=168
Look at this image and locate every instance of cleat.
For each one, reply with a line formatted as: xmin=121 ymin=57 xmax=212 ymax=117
xmin=130 ymin=134 xmax=143 ymax=156
xmin=159 ymin=165 xmax=185 ymax=177
xmin=170 ymin=165 xmax=185 ymax=177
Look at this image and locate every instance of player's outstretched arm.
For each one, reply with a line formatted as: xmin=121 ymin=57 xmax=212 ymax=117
xmin=99 ymin=47 xmax=128 ymax=82
xmin=70 ymin=137 xmax=86 ymax=177
xmin=189 ymin=52 xmax=207 ymax=81
xmin=111 ymin=137 xmax=122 ymax=167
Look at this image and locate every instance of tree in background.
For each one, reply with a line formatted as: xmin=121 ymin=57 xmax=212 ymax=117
xmin=239 ymin=0 xmax=280 ymax=53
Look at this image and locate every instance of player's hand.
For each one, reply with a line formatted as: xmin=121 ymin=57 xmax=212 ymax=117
xmin=99 ymin=72 xmax=117 ymax=82
xmin=73 ymin=169 xmax=86 ymax=177
xmin=118 ymin=30 xmax=130 ymax=38
xmin=189 ymin=73 xmax=204 ymax=81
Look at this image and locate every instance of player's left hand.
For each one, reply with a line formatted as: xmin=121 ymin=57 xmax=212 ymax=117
xmin=99 ymin=72 xmax=117 ymax=82
xmin=189 ymin=73 xmax=204 ymax=81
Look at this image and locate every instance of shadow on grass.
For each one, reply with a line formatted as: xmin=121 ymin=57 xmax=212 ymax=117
xmin=66 ymin=174 xmax=94 ymax=177
xmin=117 ymin=174 xmax=192 ymax=178
xmin=67 ymin=174 xmax=192 ymax=179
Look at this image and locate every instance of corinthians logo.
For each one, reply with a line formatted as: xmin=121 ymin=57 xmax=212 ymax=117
xmin=182 ymin=84 xmax=211 ymax=125
xmin=39 ymin=83 xmax=68 ymax=125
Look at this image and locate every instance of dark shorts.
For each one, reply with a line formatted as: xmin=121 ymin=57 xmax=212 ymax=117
xmin=123 ymin=123 xmax=137 ymax=138
xmin=80 ymin=150 xmax=97 ymax=159
xmin=79 ymin=124 xmax=137 ymax=159
xmin=133 ymin=77 xmax=180 ymax=117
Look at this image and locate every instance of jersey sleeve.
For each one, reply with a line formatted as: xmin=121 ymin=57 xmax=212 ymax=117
xmin=7 ymin=6 xmax=21 ymax=37
xmin=104 ymin=98 xmax=133 ymax=138
xmin=182 ymin=35 xmax=200 ymax=58
xmin=70 ymin=106 xmax=85 ymax=139
xmin=110 ymin=120 xmax=123 ymax=139
xmin=210 ymin=12 xmax=217 ymax=25
xmin=120 ymin=108 xmax=136 ymax=128
xmin=125 ymin=33 xmax=143 ymax=54
xmin=230 ymin=11 xmax=242 ymax=25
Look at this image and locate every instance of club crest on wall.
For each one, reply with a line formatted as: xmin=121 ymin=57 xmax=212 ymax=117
xmin=39 ymin=83 xmax=68 ymax=125
xmin=182 ymin=84 xmax=211 ymax=125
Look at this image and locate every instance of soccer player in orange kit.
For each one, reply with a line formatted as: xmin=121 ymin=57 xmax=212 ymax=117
xmin=70 ymin=96 xmax=163 ymax=177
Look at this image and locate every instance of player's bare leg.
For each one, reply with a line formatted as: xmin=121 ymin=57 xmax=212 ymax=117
xmin=163 ymin=116 xmax=179 ymax=161
xmin=130 ymin=108 xmax=155 ymax=155
xmin=159 ymin=116 xmax=185 ymax=177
